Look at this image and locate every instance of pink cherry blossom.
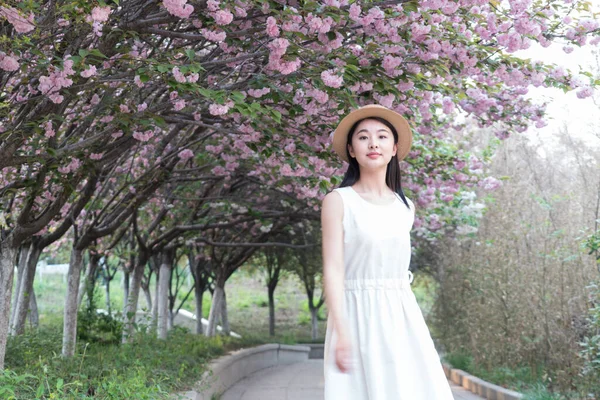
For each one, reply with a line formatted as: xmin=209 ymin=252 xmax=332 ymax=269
xmin=377 ymin=93 xmax=395 ymax=108
xmin=91 ymin=6 xmax=111 ymax=22
xmin=163 ymin=0 xmax=194 ymax=19
xmin=172 ymin=67 xmax=187 ymax=83
xmin=58 ymin=157 xmax=82 ymax=174
xmin=133 ymin=130 xmax=154 ymax=142
xmin=321 ymin=69 xmax=343 ymax=88
xmin=209 ymin=101 xmax=234 ymax=115
xmin=178 ymin=149 xmax=194 ymax=160
xmin=214 ymin=9 xmax=233 ymax=25
xmin=0 ymin=55 xmax=19 ymax=72
xmin=134 ymin=75 xmax=145 ymax=87
xmin=349 ymin=3 xmax=362 ymax=21
xmin=173 ymin=99 xmax=186 ymax=110
xmin=207 ymin=0 xmax=220 ymax=12
xmin=42 ymin=121 xmax=55 ymax=138
xmin=200 ymin=28 xmax=226 ymax=42
xmin=80 ymin=65 xmax=97 ymax=78
xmin=382 ymin=55 xmax=403 ymax=75
xmin=266 ymin=16 xmax=280 ymax=37
xmin=576 ymin=86 xmax=593 ymax=99
xmin=0 ymin=6 xmax=35 ymax=33
xmin=563 ymin=45 xmax=574 ymax=53
xmin=248 ymin=88 xmax=271 ymax=98
xmin=479 ymin=176 xmax=502 ymax=190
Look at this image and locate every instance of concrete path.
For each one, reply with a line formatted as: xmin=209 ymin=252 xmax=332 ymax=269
xmin=222 ymin=359 xmax=484 ymax=400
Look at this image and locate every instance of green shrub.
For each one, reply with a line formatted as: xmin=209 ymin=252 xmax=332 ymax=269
xmin=577 ymin=281 xmax=600 ymax=397
xmin=443 ymin=349 xmax=473 ymax=371
xmin=521 ymin=383 xmax=566 ymax=400
xmin=4 ymin=319 xmax=257 ymax=399
xmin=296 ymin=300 xmax=326 ymax=325
xmin=77 ymin=284 xmax=123 ymax=345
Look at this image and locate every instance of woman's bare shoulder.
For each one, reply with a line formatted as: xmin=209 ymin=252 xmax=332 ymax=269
xmin=321 ymin=190 xmax=343 ymax=216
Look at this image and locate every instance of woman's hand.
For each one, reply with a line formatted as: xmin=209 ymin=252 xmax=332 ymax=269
xmin=335 ymin=333 xmax=354 ymax=373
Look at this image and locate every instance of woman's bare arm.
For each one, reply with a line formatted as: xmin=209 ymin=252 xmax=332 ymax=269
xmin=321 ymin=191 xmax=348 ymax=339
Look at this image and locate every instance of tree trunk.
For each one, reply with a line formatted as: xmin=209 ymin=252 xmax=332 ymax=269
xmin=28 ymin=289 xmax=39 ymax=329
xmin=141 ymin=272 xmax=152 ymax=311
xmin=0 ymin=241 xmax=17 ymax=370
xmin=105 ymin=280 xmax=111 ymax=315
xmin=152 ymin=262 xmax=159 ymax=325
xmin=122 ymin=258 xmax=145 ymax=343
xmin=77 ymin=254 xmax=99 ymax=309
xmin=310 ymin=307 xmax=319 ymax=340
xmin=193 ymin=279 xmax=204 ymax=335
xmin=157 ymin=252 xmax=172 ymax=340
xmin=220 ymin=289 xmax=230 ymax=336
xmin=143 ymin=284 xmax=152 ymax=311
xmin=168 ymin=309 xmax=174 ymax=331
xmin=11 ymin=242 xmax=41 ymax=336
xmin=9 ymin=244 xmax=28 ymax=329
xmin=123 ymin=270 xmax=130 ymax=311
xmin=62 ymin=247 xmax=84 ymax=357
xmin=268 ymin=286 xmax=276 ymax=337
xmin=206 ymin=280 xmax=224 ymax=337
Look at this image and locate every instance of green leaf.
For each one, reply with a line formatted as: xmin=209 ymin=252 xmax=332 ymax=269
xmin=36 ymin=383 xmax=44 ymax=398
xmin=188 ymin=64 xmax=205 ymax=73
xmin=319 ymin=180 xmax=329 ymax=192
xmin=153 ymin=116 xmax=166 ymax=126
xmin=78 ymin=49 xmax=89 ymax=58
xmin=89 ymin=49 xmax=108 ymax=59
xmin=271 ymin=109 xmax=282 ymax=123
xmin=231 ymin=91 xmax=245 ymax=102
xmin=68 ymin=55 xmax=82 ymax=64
xmin=185 ymin=49 xmax=195 ymax=60
xmin=198 ymin=88 xmax=214 ymax=98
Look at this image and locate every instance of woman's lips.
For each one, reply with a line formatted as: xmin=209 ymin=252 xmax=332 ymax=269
xmin=367 ymin=154 xmax=381 ymax=158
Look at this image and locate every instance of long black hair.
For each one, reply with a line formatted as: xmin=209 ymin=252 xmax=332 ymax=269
xmin=339 ymin=116 xmax=411 ymax=210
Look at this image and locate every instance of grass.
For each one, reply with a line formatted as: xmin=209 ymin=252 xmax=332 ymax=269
xmin=4 ymin=319 xmax=261 ymax=399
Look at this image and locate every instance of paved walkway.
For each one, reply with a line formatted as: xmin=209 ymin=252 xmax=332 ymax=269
xmin=222 ymin=359 xmax=484 ymax=400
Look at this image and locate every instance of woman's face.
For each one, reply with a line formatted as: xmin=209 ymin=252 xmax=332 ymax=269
xmin=348 ymin=118 xmax=397 ymax=168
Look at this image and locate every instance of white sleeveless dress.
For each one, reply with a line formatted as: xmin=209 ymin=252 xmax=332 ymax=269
xmin=323 ymin=186 xmax=454 ymax=400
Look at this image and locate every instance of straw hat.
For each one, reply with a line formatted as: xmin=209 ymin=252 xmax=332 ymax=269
xmin=331 ymin=104 xmax=412 ymax=163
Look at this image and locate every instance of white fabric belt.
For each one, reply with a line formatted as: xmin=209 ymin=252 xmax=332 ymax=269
xmin=344 ymin=273 xmax=413 ymax=291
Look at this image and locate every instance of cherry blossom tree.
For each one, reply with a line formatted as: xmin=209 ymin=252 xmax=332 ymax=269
xmin=1 ymin=0 xmax=599 ymax=368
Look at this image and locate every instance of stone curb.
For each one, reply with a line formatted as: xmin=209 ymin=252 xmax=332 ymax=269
xmin=174 ymin=343 xmax=311 ymax=400
xmin=442 ymin=363 xmax=524 ymax=400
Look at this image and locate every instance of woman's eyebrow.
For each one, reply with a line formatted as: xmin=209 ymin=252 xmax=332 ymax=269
xmin=357 ymin=128 xmax=391 ymax=134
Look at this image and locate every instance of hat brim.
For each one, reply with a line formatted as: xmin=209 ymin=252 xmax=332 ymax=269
xmin=332 ymin=104 xmax=412 ymax=163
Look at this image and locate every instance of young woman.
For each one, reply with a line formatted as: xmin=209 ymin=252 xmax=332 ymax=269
xmin=321 ymin=105 xmax=454 ymax=399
